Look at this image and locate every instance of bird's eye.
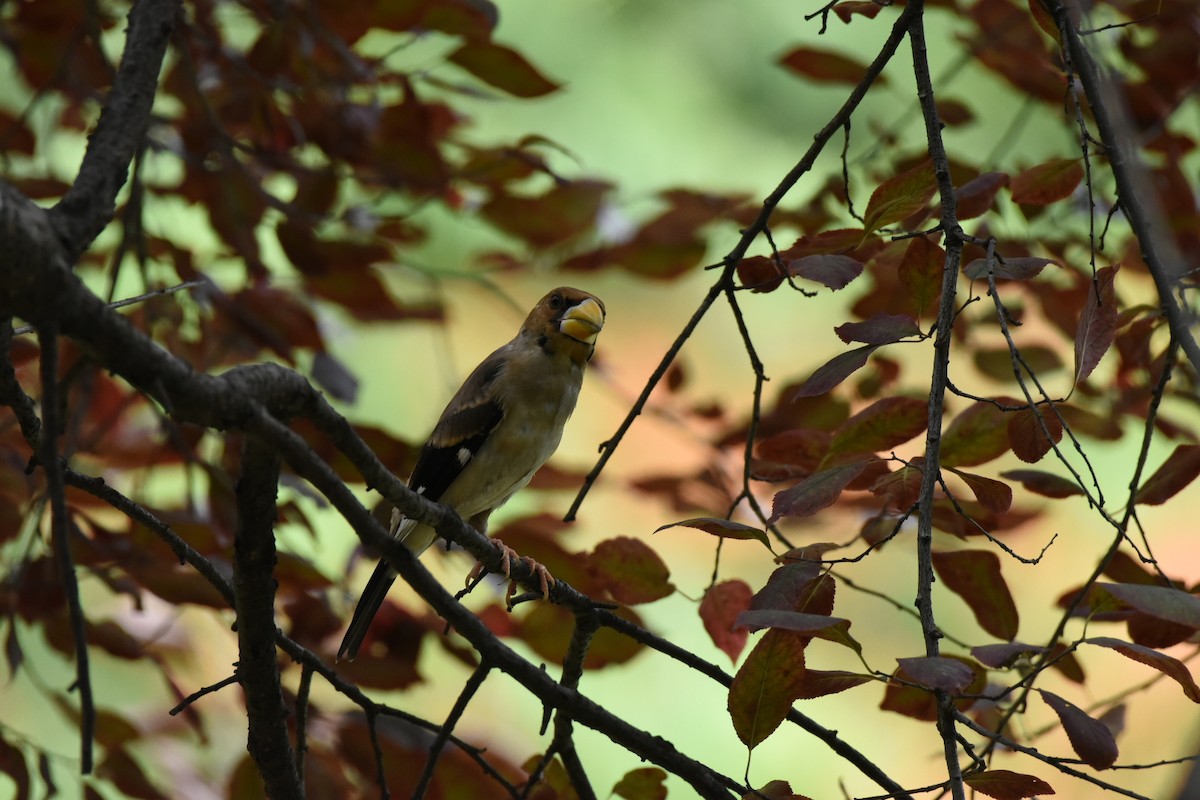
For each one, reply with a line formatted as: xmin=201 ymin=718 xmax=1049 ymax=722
xmin=549 ymin=293 xmax=564 ymax=310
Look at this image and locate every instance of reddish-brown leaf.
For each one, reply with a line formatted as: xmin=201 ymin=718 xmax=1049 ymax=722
xmin=869 ymin=459 xmax=925 ymax=511
xmin=1084 ymin=637 xmax=1200 ymax=702
xmin=0 ymin=734 xmax=29 ymax=800
xmin=956 ymin=172 xmax=1010 ymax=220
xmin=738 ymin=254 xmax=783 ymax=292
xmin=941 ymin=402 xmax=1012 ymax=467
xmin=897 ymin=235 xmax=945 ymax=318
xmin=777 ymin=46 xmax=882 ymax=85
xmin=447 ymin=41 xmax=561 ymax=97
xmin=788 ymin=254 xmax=864 ymax=290
xmin=896 ymin=656 xmax=976 ymax=693
xmin=931 ymin=549 xmax=1019 ymax=640
xmin=655 ymin=517 xmax=770 ymax=548
xmin=1038 ymin=690 xmax=1119 ymax=769
xmin=1074 ymin=265 xmax=1120 ymax=383
xmin=612 ymin=767 xmax=668 ymax=800
xmin=794 ymin=345 xmax=879 ymax=397
xmin=971 ymin=642 xmax=1048 ymax=669
xmin=949 ymin=469 xmax=1013 ymax=513
xmin=701 ymin=580 xmax=754 ymax=663
xmin=749 ymin=562 xmax=822 ymax=612
xmin=862 ymin=162 xmax=937 ymax=234
xmin=589 ymin=537 xmax=674 ymax=605
xmin=728 ymin=630 xmax=807 ymax=747
xmin=964 ymin=770 xmax=1056 ymax=799
xmin=834 ymin=313 xmax=921 ymax=345
xmin=770 ymin=461 xmax=868 ymax=522
xmin=1010 ymin=158 xmax=1083 ymax=205
xmin=1000 ymin=469 xmax=1084 ymax=499
xmin=963 ymin=256 xmax=1056 ymax=281
xmin=737 ymin=610 xmax=861 ymax=654
xmin=481 ymin=180 xmax=611 ymax=248
xmin=832 ymin=1 xmax=884 ymax=23
xmin=1007 ymin=408 xmax=1063 ymax=463
xmin=1134 ymin=444 xmax=1200 ymax=506
xmin=794 ymin=669 xmax=871 ymax=699
xmin=825 ymin=397 xmax=928 ymax=461
xmin=1094 ymin=582 xmax=1200 ymax=629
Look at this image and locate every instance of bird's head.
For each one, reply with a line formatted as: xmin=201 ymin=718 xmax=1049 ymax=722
xmin=523 ymin=287 xmax=605 ymax=361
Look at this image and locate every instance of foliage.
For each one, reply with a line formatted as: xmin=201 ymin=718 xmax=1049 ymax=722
xmin=1 ymin=0 xmax=1200 ymax=798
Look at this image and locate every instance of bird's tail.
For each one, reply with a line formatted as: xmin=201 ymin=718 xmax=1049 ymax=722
xmin=337 ymin=511 xmax=418 ymax=661
xmin=337 ymin=558 xmax=397 ymax=661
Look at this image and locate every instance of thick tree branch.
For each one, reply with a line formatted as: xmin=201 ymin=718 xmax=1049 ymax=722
xmin=49 ymin=0 xmax=178 ymax=260
xmin=907 ymin=2 xmax=966 ymax=796
xmin=233 ymin=436 xmax=301 ymax=799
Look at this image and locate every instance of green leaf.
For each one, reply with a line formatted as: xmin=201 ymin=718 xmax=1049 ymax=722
xmin=824 ymin=396 xmax=928 ymax=462
xmin=728 ymin=630 xmax=807 ymax=748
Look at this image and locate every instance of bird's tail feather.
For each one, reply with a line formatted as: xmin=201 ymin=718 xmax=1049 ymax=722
xmin=337 ymin=558 xmax=397 ymax=661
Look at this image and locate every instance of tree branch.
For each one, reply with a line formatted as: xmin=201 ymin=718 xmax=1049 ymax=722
xmin=49 ymin=0 xmax=178 ymax=260
xmin=233 ymin=435 xmax=302 ymax=799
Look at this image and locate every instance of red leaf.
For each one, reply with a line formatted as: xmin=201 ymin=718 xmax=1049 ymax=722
xmin=482 ymin=180 xmax=611 ymax=248
xmin=728 ymin=630 xmax=807 ymax=747
xmin=832 ymin=1 xmax=884 ymax=22
xmin=964 ymin=770 xmax=1056 ymax=799
xmin=825 ymin=397 xmax=928 ymax=461
xmin=931 ymin=549 xmax=1019 ymax=640
xmin=769 ymin=461 xmax=867 ymax=522
xmin=794 ymin=669 xmax=871 ymax=699
xmin=897 ymin=235 xmax=945 ymax=318
xmin=794 ymin=345 xmax=878 ymax=397
xmin=589 ymin=537 xmax=674 ymax=605
xmin=1010 ymin=157 xmax=1083 ymax=205
xmin=1133 ymin=443 xmax=1200 ymax=506
xmin=1007 ymin=408 xmax=1063 ymax=463
xmin=1038 ymin=690 xmax=1119 ymax=769
xmin=971 ymin=642 xmax=1048 ymax=669
xmin=1074 ymin=265 xmax=1120 ymax=383
xmin=1094 ymin=582 xmax=1200 ymax=629
xmin=777 ymin=46 xmax=882 ymax=85
xmin=896 ymin=655 xmax=976 ymax=693
xmin=738 ymin=255 xmax=783 ymax=292
xmin=834 ymin=313 xmax=921 ymax=345
xmin=1084 ymin=637 xmax=1200 ymax=702
xmin=612 ymin=767 xmax=668 ymax=800
xmin=701 ymin=581 xmax=753 ymax=663
xmin=863 ymin=162 xmax=937 ymax=234
xmin=736 ymin=611 xmax=861 ymax=654
xmin=655 ymin=517 xmax=770 ymax=548
xmin=941 ymin=402 xmax=1012 ymax=467
xmin=956 ymin=172 xmax=1010 ymax=220
xmin=949 ymin=469 xmax=1013 ymax=513
xmin=749 ymin=562 xmax=822 ymax=613
xmin=447 ymin=41 xmax=561 ymax=97
xmin=1001 ymin=469 xmax=1084 ymax=499
xmin=788 ymin=254 xmax=864 ymax=290
xmin=963 ymin=256 xmax=1057 ymax=281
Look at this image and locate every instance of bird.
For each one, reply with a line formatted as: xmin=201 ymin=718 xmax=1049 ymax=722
xmin=337 ymin=287 xmax=605 ymax=661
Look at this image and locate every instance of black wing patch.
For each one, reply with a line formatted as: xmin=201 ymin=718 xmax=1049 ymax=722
xmin=408 ymin=400 xmax=502 ymax=501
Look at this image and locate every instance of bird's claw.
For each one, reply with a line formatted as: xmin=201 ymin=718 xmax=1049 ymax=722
xmin=463 ymin=538 xmax=555 ymax=609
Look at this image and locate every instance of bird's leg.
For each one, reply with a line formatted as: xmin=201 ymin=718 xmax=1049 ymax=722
xmin=463 ymin=538 xmax=556 ymax=608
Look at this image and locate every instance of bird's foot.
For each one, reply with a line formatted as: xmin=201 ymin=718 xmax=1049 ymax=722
xmin=464 ymin=538 xmax=556 ymax=609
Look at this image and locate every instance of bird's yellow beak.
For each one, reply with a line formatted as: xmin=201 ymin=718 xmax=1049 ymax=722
xmin=559 ymin=297 xmax=605 ymax=345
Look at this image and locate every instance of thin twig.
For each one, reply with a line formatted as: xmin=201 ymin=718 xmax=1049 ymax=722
xmin=412 ymin=661 xmax=493 ymax=799
xmin=169 ymin=673 xmax=240 ymax=716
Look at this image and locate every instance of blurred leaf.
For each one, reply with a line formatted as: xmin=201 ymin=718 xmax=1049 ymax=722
xmin=589 ymin=537 xmax=674 ymax=605
xmin=701 ymin=580 xmax=753 ymax=663
xmin=895 ymin=656 xmax=975 ymax=692
xmin=833 ymin=1 xmax=883 ymax=22
xmin=1010 ymin=158 xmax=1083 ymax=205
xmin=655 ymin=517 xmax=769 ymax=548
xmin=1093 ymin=583 xmax=1200 ymax=629
xmin=728 ymin=630 xmax=807 ymax=748
xmin=1038 ymin=690 xmax=1118 ymax=769
xmin=0 ymin=733 xmax=29 ymax=800
xmin=962 ymin=256 xmax=1056 ymax=281
xmin=955 ymin=172 xmax=1009 ymax=220
xmin=825 ymin=397 xmax=927 ymax=462
xmin=1084 ymin=637 xmax=1200 ymax=702
xmin=931 ymin=549 xmax=1019 ymax=640
xmin=1000 ymin=469 xmax=1083 ymax=499
xmin=1074 ymin=265 xmax=1120 ymax=383
xmin=448 ymin=40 xmax=561 ymax=97
xmin=949 ymin=469 xmax=1013 ymax=513
xmin=971 ymin=642 xmax=1048 ymax=668
xmin=612 ymin=767 xmax=667 ymax=800
xmin=778 ymin=46 xmax=882 ymax=85
xmin=897 ymin=235 xmax=945 ymax=318
xmin=940 ymin=402 xmax=1012 ymax=467
xmin=964 ymin=770 xmax=1055 ymax=799
xmin=482 ymin=180 xmax=611 ymax=247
